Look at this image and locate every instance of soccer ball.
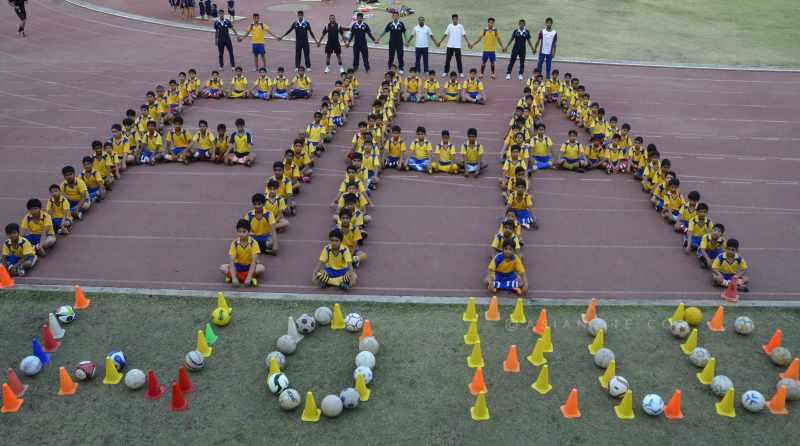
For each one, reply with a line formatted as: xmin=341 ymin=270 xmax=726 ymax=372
xmin=265 ymin=351 xmax=286 ymax=370
xmin=711 ymin=375 xmax=734 ymax=397
xmin=314 ymin=306 xmax=333 ymax=325
xmin=19 ymin=355 xmax=43 ymax=376
xmin=345 ymin=313 xmax=364 ymax=332
xmin=278 ymin=388 xmax=302 ymax=410
xmin=733 ymin=316 xmax=754 ymax=335
xmin=642 ymin=394 xmax=665 ymax=416
xmin=741 ymin=390 xmax=766 ymax=412
xmin=321 ymin=394 xmax=344 ymax=417
xmin=184 ymin=351 xmax=205 ymax=371
xmin=340 ymin=387 xmax=360 ymax=409
xmin=276 ymin=335 xmax=297 ymax=355
xmin=55 ymin=305 xmax=76 ymax=324
xmin=684 ymin=307 xmax=703 ymax=326
xmin=669 ymin=320 xmax=691 ymax=339
xmin=769 ymin=347 xmax=792 ymax=366
xmin=74 ymin=361 xmax=97 ymax=381
xmin=777 ymin=378 xmax=800 ymax=401
xmin=587 ymin=318 xmax=607 ymax=336
xmin=295 ymin=314 xmax=317 ymax=334
xmin=211 ymin=307 xmax=231 ymax=326
xmin=689 ymin=347 xmax=711 ymax=368
xmin=359 ymin=336 xmax=380 ymax=355
xmin=124 ymin=369 xmax=146 ymax=390
xmin=355 ymin=351 xmax=376 ymax=369
xmin=109 ymin=350 xmax=127 ymax=371
xmin=354 ymin=366 xmax=373 ymax=384
xmin=608 ymin=376 xmax=629 ymax=398
xmin=267 ymin=373 xmax=290 ymax=395
xmin=593 ymin=348 xmax=615 ymax=369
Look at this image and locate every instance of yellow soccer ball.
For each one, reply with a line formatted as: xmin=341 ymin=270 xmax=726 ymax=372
xmin=211 ymin=307 xmax=231 ymax=327
xmin=684 ymin=307 xmax=703 ymax=326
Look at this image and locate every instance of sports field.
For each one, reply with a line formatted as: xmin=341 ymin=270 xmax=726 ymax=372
xmin=1 ymin=290 xmax=798 ymax=443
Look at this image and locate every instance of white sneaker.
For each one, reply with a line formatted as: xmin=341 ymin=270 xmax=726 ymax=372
xmin=339 ymin=66 xmax=345 ymax=73
xmin=324 ymin=66 xmax=330 ymax=73
xmin=399 ymin=69 xmax=405 ymax=75
xmin=505 ymin=73 xmax=511 ymax=80
xmin=518 ymin=74 xmax=524 ymax=80
xmin=460 ymin=73 xmax=465 ymax=78
xmin=441 ymin=72 xmax=447 ymax=78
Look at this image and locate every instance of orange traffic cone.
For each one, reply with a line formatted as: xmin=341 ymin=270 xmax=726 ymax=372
xmin=177 ymin=367 xmax=194 ymax=393
xmin=664 ymin=389 xmax=684 ymax=420
xmin=485 ymin=296 xmax=500 ymax=321
xmin=560 ymin=388 xmax=581 ymax=419
xmin=532 ymin=309 xmax=549 ymax=335
xmin=706 ymin=306 xmax=725 ymax=332
xmin=779 ymin=358 xmax=799 ymax=380
xmin=41 ymin=325 xmax=61 ymax=353
xmin=73 ymin=285 xmax=91 ymax=310
xmin=170 ymin=382 xmax=188 ymax=411
xmin=502 ymin=345 xmax=520 ymax=373
xmin=1 ymin=383 xmax=23 ymax=413
xmin=762 ymin=329 xmax=782 ymax=355
xmin=57 ymin=366 xmax=78 ymax=396
xmin=0 ymin=265 xmax=15 ymax=289
xmin=6 ymin=368 xmax=28 ymax=397
xmin=580 ymin=298 xmax=597 ymax=324
xmin=766 ymin=385 xmax=789 ymax=415
xmin=720 ymin=277 xmax=739 ymax=302
xmin=359 ymin=319 xmax=374 ymax=341
xmin=468 ymin=367 xmax=487 ymax=396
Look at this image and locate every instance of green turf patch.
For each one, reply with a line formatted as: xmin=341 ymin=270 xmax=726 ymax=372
xmin=371 ymin=0 xmax=800 ymax=67
xmin=1 ymin=290 xmax=797 ymax=443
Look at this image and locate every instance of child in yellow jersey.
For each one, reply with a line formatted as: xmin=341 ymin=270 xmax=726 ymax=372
xmin=164 ymin=116 xmax=193 ymax=164
xmin=313 ymin=228 xmax=357 ymax=290
xmin=337 ymin=209 xmax=367 ymax=269
xmin=110 ymin=123 xmax=133 ymax=171
xmin=187 ymin=68 xmax=201 ymax=100
xmin=245 ymin=193 xmax=279 ymax=255
xmin=486 ymin=239 xmax=528 ymax=295
xmin=122 ymin=115 xmax=139 ymax=149
xmin=558 ymin=129 xmax=586 ymax=172
xmin=226 ymin=118 xmax=255 ymax=166
xmin=289 ymin=66 xmax=312 ymax=99
xmin=319 ymin=103 xmax=334 ymax=140
xmin=177 ymin=71 xmax=193 ymax=106
xmin=602 ymin=134 xmax=627 ymax=174
xmin=155 ymin=85 xmax=170 ymax=122
xmin=292 ymin=131 xmax=315 ymax=168
xmin=641 ymin=149 xmax=661 ymax=191
xmin=335 ymin=183 xmax=371 ymax=217
xmin=432 ymin=129 xmax=460 ymax=174
xmin=306 ymin=112 xmax=326 ymax=157
xmin=406 ymin=126 xmax=433 ymax=173
xmin=60 ymin=165 xmax=90 ymax=219
xmin=584 ymin=135 xmax=605 ymax=170
xmin=504 ymin=167 xmax=528 ymax=203
xmin=102 ymin=141 xmax=121 ymax=180
xmin=228 ymin=66 xmax=250 ymax=98
xmin=651 ymin=171 xmax=675 ymax=211
xmin=238 ymin=13 xmax=278 ymax=70
xmin=443 ymin=71 xmax=461 ymax=102
xmin=492 ymin=219 xmax=522 ymax=255
xmin=350 ymin=121 xmax=368 ymax=161
xmin=630 ymin=137 xmax=647 ymax=179
xmin=660 ymin=179 xmax=684 ymax=223
xmin=423 ymin=70 xmax=440 ymax=103
xmin=221 ymin=219 xmax=263 ymax=287
xmin=330 ymin=90 xmax=345 ymax=127
xmin=21 ymin=198 xmax=56 ymax=256
xmin=530 ymin=123 xmax=554 ymax=170
xmin=469 ymin=17 xmax=503 ymax=79
xmin=336 ymin=163 xmax=367 ymax=198
xmin=697 ymin=223 xmax=725 ymax=269
xmin=362 ymin=140 xmax=382 ymax=190
xmin=166 ymin=80 xmax=183 ymax=122
xmin=675 ymin=190 xmax=700 ymax=233
xmin=590 ymin=107 xmax=608 ymax=140
xmin=605 ymin=116 xmax=620 ymax=142
xmin=187 ymin=120 xmax=216 ymax=161
xmin=251 ymin=67 xmax=272 ymax=100
xmin=403 ymin=67 xmax=422 ymax=102
xmin=618 ymin=123 xmax=632 ymax=149
xmin=268 ymin=161 xmax=296 ymax=215
xmin=137 ymin=120 xmax=165 ymax=166
xmin=201 ymin=70 xmax=225 ymax=98
xmin=90 ymin=141 xmax=115 ymax=189
xmin=685 ymin=203 xmax=711 ymax=253
xmin=283 ymin=147 xmax=306 ymax=187
xmin=649 ymin=160 xmax=672 ymax=206
xmin=461 ymin=128 xmax=487 ymax=178
xmin=2 ymin=223 xmax=37 ymax=277
xmin=335 ymin=194 xmax=369 ymax=232
xmin=711 ymin=239 xmax=750 ymax=292
xmin=211 ymin=123 xmax=229 ymax=163
xmin=507 ymin=181 xmax=537 ymax=230
xmin=383 ymin=125 xmax=406 ymax=169
xmin=501 ymin=145 xmax=527 ymax=189
xmin=462 ymin=68 xmax=486 ymax=104
xmin=504 ymin=131 xmax=531 ymax=165
xmin=264 ymin=181 xmax=290 ymax=232
xmin=81 ymin=156 xmax=106 ymax=202
xmin=47 ymin=184 xmax=72 ymax=235
xmin=545 ymin=69 xmax=561 ymax=103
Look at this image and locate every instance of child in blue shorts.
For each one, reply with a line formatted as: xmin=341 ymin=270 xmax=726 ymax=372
xmin=2 ymin=223 xmax=37 ymax=277
xmin=313 ymin=228 xmax=357 ymax=290
xmin=684 ymin=203 xmax=711 ymax=253
xmin=486 ymin=239 xmax=528 ymax=295
xmin=698 ymin=223 xmax=725 ymax=269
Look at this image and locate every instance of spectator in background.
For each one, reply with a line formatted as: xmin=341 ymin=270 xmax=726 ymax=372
xmin=226 ymin=0 xmax=235 ymax=17
xmin=348 ymin=12 xmax=377 ymax=73
xmin=214 ymin=10 xmax=238 ymax=70
xmin=534 ymin=17 xmax=557 ymax=78
xmin=279 ymin=10 xmax=318 ymax=71
xmin=377 ymin=11 xmax=407 ymax=73
xmin=436 ymin=14 xmax=470 ymax=78
xmin=406 ymin=16 xmax=433 ymax=73
xmin=503 ymin=19 xmax=534 ymax=80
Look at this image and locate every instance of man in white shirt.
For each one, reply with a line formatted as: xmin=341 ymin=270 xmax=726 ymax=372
xmin=534 ymin=17 xmax=558 ymax=79
xmin=436 ymin=14 xmax=470 ymax=77
xmin=406 ymin=16 xmax=433 ymax=73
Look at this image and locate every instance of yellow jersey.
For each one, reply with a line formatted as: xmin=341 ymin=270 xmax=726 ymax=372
xmin=405 ymin=76 xmax=421 ymax=94
xmin=46 ymin=197 xmax=70 ymax=220
xmin=244 ymin=209 xmax=276 ymax=237
xmin=248 ymin=23 xmax=268 ymax=44
xmin=319 ymin=244 xmax=352 ymax=270
xmin=292 ymin=75 xmax=311 ymax=91
xmin=560 ymin=142 xmax=583 ymax=160
xmin=491 ymin=232 xmax=521 ymax=251
xmin=463 ymin=78 xmax=484 ymax=94
xmin=531 ymin=135 xmax=553 ymax=157
xmin=688 ymin=216 xmax=713 ymax=238
xmin=81 ymin=169 xmax=104 ymax=190
xmin=60 ymin=178 xmax=88 ymax=202
xmin=92 ymin=154 xmax=113 ymax=178
xmin=480 ymin=28 xmax=499 ymax=51
xmin=502 ymin=158 xmax=527 ymax=178
xmin=507 ymin=191 xmax=532 ymax=210
xmin=229 ymin=237 xmax=260 ymax=265
xmin=167 ymin=128 xmax=192 ymax=148
xmin=712 ymin=253 xmax=748 ymax=275
xmin=111 ymin=136 xmax=131 ymax=157
xmin=435 ymin=143 xmax=456 ymax=163
xmin=273 ymin=76 xmax=289 ymax=91
xmin=231 ymin=75 xmax=249 ymax=92
xmin=2 ymin=238 xmax=36 ymax=259
xmin=409 ymin=140 xmax=432 ymax=159
xmin=264 ymin=195 xmax=287 ymax=217
xmin=205 ymin=78 xmax=223 ymax=90
xmin=461 ymin=142 xmax=484 ymax=164
xmin=444 ymin=80 xmax=460 ymax=95
xmin=230 ymin=130 xmax=254 ymax=155
xmin=488 ymin=253 xmax=525 ymax=274
xmin=306 ymin=123 xmax=325 ymax=143
xmin=268 ymin=175 xmax=294 ymax=198
xmin=192 ymin=130 xmax=216 ymax=150
xmin=140 ymin=131 xmax=164 ymax=153
xmin=21 ymin=211 xmax=54 ymax=236
xmin=424 ymin=79 xmax=439 ymax=95
xmin=254 ymin=76 xmax=271 ymax=92
xmin=700 ymin=234 xmax=726 ymax=253
xmin=215 ymin=133 xmax=229 ymax=155
xmin=339 ymin=225 xmax=363 ymax=253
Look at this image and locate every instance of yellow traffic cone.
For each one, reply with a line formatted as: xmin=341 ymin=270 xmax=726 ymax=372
xmin=531 ymin=364 xmax=553 ymax=395
xmin=614 ymin=390 xmax=635 ymax=420
xmin=588 ymin=329 xmax=604 ymax=355
xmin=268 ymin=356 xmax=281 ymax=377
xmin=668 ymin=302 xmax=685 ymax=325
xmin=526 ymin=338 xmax=547 ymax=366
xmin=467 ymin=342 xmax=485 ymax=368
xmin=331 ymin=303 xmax=346 ymax=330
xmin=301 ymin=391 xmax=321 ymax=422
xmin=196 ymin=330 xmax=213 ymax=358
xmin=102 ymin=356 xmax=123 ymax=385
xmin=216 ymin=291 xmax=232 ymax=313
xmin=509 ymin=298 xmax=526 ymax=324
xmin=355 ymin=373 xmax=371 ymax=401
xmin=470 ymin=393 xmax=490 ymax=421
xmin=540 ymin=326 xmax=553 ymax=353
xmin=715 ymin=387 xmax=736 ymax=418
xmin=680 ymin=328 xmax=698 ymax=355
xmin=696 ymin=357 xmax=716 ymax=385
xmin=463 ymin=320 xmax=480 ymax=345
xmin=462 ymin=297 xmax=478 ymax=322
xmin=599 ymin=359 xmax=616 ymax=389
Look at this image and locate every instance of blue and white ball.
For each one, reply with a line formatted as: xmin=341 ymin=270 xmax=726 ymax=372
xmin=741 ymin=390 xmax=765 ymax=412
xmin=608 ymin=376 xmax=629 ymax=398
xmin=711 ymin=375 xmax=734 ymax=397
xmin=670 ymin=320 xmax=691 ymax=339
xmin=267 ymin=373 xmax=290 ymax=395
xmin=339 ymin=388 xmax=360 ymax=409
xmin=344 ymin=313 xmax=364 ymax=332
xmin=109 ymin=350 xmax=127 ymax=371
xmin=642 ymin=394 xmax=665 ymax=416
xmin=19 ymin=355 xmax=43 ymax=376
xmin=353 ymin=366 xmax=373 ymax=384
xmin=184 ymin=351 xmax=205 ymax=371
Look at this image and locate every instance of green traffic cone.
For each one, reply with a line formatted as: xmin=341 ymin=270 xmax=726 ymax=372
xmin=204 ymin=323 xmax=219 ymax=345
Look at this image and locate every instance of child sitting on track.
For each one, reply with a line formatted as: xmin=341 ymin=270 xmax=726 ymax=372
xmin=110 ymin=123 xmax=133 ymax=171
xmin=306 ymin=112 xmax=327 ymax=157
xmin=431 ymin=129 xmax=460 ymax=174
xmin=188 ymin=119 xmax=216 ymax=161
xmin=20 ymin=199 xmax=56 ymax=257
xmin=81 ymin=156 xmax=106 ymax=203
xmin=711 ymin=239 xmax=750 ymax=292
xmin=491 ymin=219 xmax=522 ymax=255
xmin=406 ymin=126 xmax=433 ymax=173
xmin=252 ymin=67 xmax=271 ymax=99
xmin=47 ymin=184 xmax=73 ymax=235
xmin=289 ymin=66 xmax=312 ymax=99
xmin=268 ymin=161 xmax=296 ymax=215
xmin=507 ymin=181 xmax=537 ymax=230
xmin=557 ymin=129 xmax=585 ymax=172
xmin=313 ymin=228 xmax=357 ymax=290
xmin=383 ymin=125 xmax=406 ymax=169
xmin=675 ymin=190 xmax=700 ymax=233
xmin=403 ymin=67 xmax=421 ymax=102
xmin=164 ymin=116 xmax=193 ymax=164
xmin=272 ymin=67 xmax=290 ymax=99
xmin=60 ymin=165 xmax=91 ymax=220
xmin=201 ymin=70 xmax=225 ymax=98
xmin=462 ymin=68 xmax=486 ymax=104
xmin=2 ymin=223 xmax=38 ymax=277
xmin=245 ymin=193 xmax=278 ymax=255
xmin=423 ymin=70 xmax=440 ymax=103
xmin=530 ymin=123 xmax=554 ymax=170
xmin=221 ymin=219 xmax=263 ymax=287
xmin=461 ymin=128 xmax=487 ymax=178
xmin=443 ymin=71 xmax=461 ymax=102
xmin=698 ymin=223 xmax=725 ymax=269
xmin=501 ymin=145 xmax=527 ymax=189
xmin=228 ymin=66 xmax=249 ymax=98
xmin=684 ymin=202 xmax=711 ymax=254
xmin=264 ymin=180 xmax=290 ymax=232
xmin=486 ymin=239 xmax=528 ymax=295
xmin=226 ymin=118 xmax=255 ymax=166
xmin=337 ymin=209 xmax=367 ymax=269
xmin=138 ymin=120 xmax=165 ymax=165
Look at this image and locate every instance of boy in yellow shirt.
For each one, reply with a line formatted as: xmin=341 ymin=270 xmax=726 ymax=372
xmin=461 ymin=128 xmax=486 ymax=178
xmin=226 ymin=118 xmax=255 ymax=166
xmin=337 ymin=209 xmax=367 ymax=269
xmin=220 ymin=219 xmax=263 ymax=287
xmin=675 ymin=190 xmax=700 ymax=233
xmin=245 ymin=193 xmax=279 ymax=255
xmin=711 ymin=239 xmax=750 ymax=292
xmin=486 ymin=239 xmax=528 ymax=295
xmin=557 ymin=129 xmax=586 ymax=172
xmin=47 ymin=184 xmax=73 ymax=235
xmin=81 ymin=156 xmax=106 ymax=203
xmin=264 ymin=180 xmax=290 ymax=232
xmin=137 ymin=120 xmax=165 ymax=165
xmin=462 ymin=68 xmax=486 ymax=104
xmin=268 ymin=161 xmax=296 ymax=215
xmin=422 ymin=70 xmax=440 ymax=103
xmin=685 ymin=203 xmax=711 ymax=253
xmin=491 ymin=219 xmax=522 ymax=255
xmin=60 ymin=165 xmax=91 ymax=219
xmin=187 ymin=68 xmax=201 ymax=100
xmin=2 ymin=223 xmax=37 ymax=277
xmin=403 ymin=67 xmax=422 ymax=102
xmin=507 ymin=181 xmax=537 ymax=230
xmin=289 ymin=66 xmax=312 ymax=99
xmin=698 ymin=223 xmax=726 ymax=269
xmin=237 ymin=13 xmax=278 ymax=71
xmin=501 ymin=145 xmax=527 ymax=189
xmin=188 ymin=119 xmax=216 ymax=161
xmin=306 ymin=112 xmax=327 ymax=156
xmin=431 ymin=129 xmax=460 ymax=174
xmin=228 ymin=66 xmax=250 ymax=98
xmin=383 ymin=125 xmax=406 ymax=169
xmin=90 ymin=141 xmax=115 ymax=189
xmin=530 ymin=123 xmax=554 ymax=170
xmin=313 ymin=228 xmax=357 ymax=290
xmin=406 ymin=126 xmax=433 ymax=173
xmin=272 ymin=67 xmax=290 ymax=99
xmin=164 ymin=116 xmax=193 ymax=164
xmin=470 ymin=17 xmax=503 ymax=79
xmin=201 ymin=70 xmax=225 ymax=98
xmin=443 ymin=71 xmax=461 ymax=102
xmin=21 ymin=198 xmax=56 ymax=257
xmin=251 ymin=67 xmax=272 ymax=100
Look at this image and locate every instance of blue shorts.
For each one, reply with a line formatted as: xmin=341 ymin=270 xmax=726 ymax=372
xmin=384 ymin=156 xmax=401 ymax=168
xmin=52 ymin=218 xmax=63 ymax=231
xmin=332 ymin=116 xmax=344 ymax=127
xmin=467 ymin=91 xmax=480 ymax=99
xmin=24 ymin=234 xmax=41 ymax=246
xmin=407 ymin=157 xmax=430 ymax=172
xmin=139 ymin=150 xmax=154 ymax=164
xmin=253 ymin=90 xmax=269 ymax=100
xmin=426 ymin=93 xmax=438 ymax=101
xmin=88 ymin=188 xmax=99 ymax=202
xmin=234 ymin=263 xmax=250 ymax=273
xmin=493 ymin=271 xmax=519 ymax=290
xmin=252 ymin=43 xmax=265 ymax=56
xmin=290 ymin=89 xmax=309 ymax=99
xmin=324 ymin=267 xmax=348 ymax=278
xmin=253 ymin=234 xmax=273 ymax=251
xmin=465 ymin=163 xmax=480 ymax=173
xmin=273 ymin=90 xmax=288 ymax=100
xmin=513 ymin=209 xmax=533 ymax=225
xmin=690 ymin=235 xmax=702 ymax=250
xmin=169 ymin=104 xmax=179 ymax=114
xmin=68 ymin=200 xmax=80 ymax=212
xmin=698 ymin=248 xmax=721 ymax=260
xmin=195 ymin=149 xmax=211 ymax=159
xmin=482 ymin=51 xmax=496 ymax=63
xmin=655 ymin=199 xmax=665 ymax=212
xmin=407 ymin=93 xmax=418 ymax=102
xmin=4 ymin=255 xmax=19 ymax=269
xmin=533 ymin=155 xmax=552 ymax=170
xmin=678 ymin=219 xmax=688 ymax=230
xmin=171 ymin=147 xmax=186 ymax=156
xmin=721 ymin=273 xmax=735 ymax=281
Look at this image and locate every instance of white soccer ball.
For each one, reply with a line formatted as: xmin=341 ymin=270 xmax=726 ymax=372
xmin=276 ymin=335 xmax=297 ymax=355
xmin=733 ymin=316 xmax=754 ymax=335
xmin=587 ymin=318 xmax=607 ymax=336
xmin=769 ymin=347 xmax=793 ymax=367
xmin=741 ymin=390 xmax=766 ymax=412
xmin=355 ymin=351 xmax=376 ymax=369
xmin=184 ymin=351 xmax=205 ymax=371
xmin=359 ymin=336 xmax=380 ymax=355
xmin=19 ymin=355 xmax=43 ymax=376
xmin=124 ymin=369 xmax=146 ymax=390
xmin=777 ymin=378 xmax=800 ymax=401
xmin=593 ymin=348 xmax=615 ymax=369
xmin=321 ymin=394 xmax=344 ymax=417
xmin=642 ymin=394 xmax=665 ymax=416
xmin=711 ymin=375 xmax=734 ymax=397
xmin=314 ymin=306 xmax=333 ymax=325
xmin=670 ymin=320 xmax=691 ymax=339
xmin=55 ymin=305 xmax=76 ymax=324
xmin=265 ymin=351 xmax=286 ymax=370
xmin=354 ymin=366 xmax=373 ymax=384
xmin=340 ymin=387 xmax=360 ymax=409
xmin=295 ymin=314 xmax=317 ymax=334
xmin=689 ymin=347 xmax=711 ymax=368
xmin=267 ymin=372 xmax=290 ymax=395
xmin=345 ymin=313 xmax=364 ymax=332
xmin=608 ymin=376 xmax=629 ymax=398
xmin=278 ymin=388 xmax=302 ymax=410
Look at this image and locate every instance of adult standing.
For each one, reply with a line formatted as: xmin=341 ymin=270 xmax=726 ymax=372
xmin=214 ymin=11 xmax=238 ymax=70
xmin=502 ymin=19 xmax=535 ymax=80
xmin=347 ymin=12 xmax=377 ymax=73
xmin=319 ymin=14 xmax=347 ymax=74
xmin=279 ymin=10 xmax=318 ymax=71
xmin=437 ymin=14 xmax=470 ymax=78
xmin=406 ymin=16 xmax=433 ymax=74
xmin=238 ymin=13 xmax=279 ymax=72
xmin=377 ymin=11 xmax=407 ymax=73
xmin=534 ymin=17 xmax=557 ymax=78
xmin=9 ymin=0 xmax=27 ymax=37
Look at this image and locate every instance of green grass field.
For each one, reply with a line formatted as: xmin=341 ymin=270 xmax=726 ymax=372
xmin=372 ymin=0 xmax=800 ymax=67
xmin=1 ymin=290 xmax=798 ymax=444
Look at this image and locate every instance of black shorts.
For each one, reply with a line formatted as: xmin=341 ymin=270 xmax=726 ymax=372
xmin=14 ymin=5 xmax=27 ymax=21
xmin=325 ymin=43 xmax=342 ymax=56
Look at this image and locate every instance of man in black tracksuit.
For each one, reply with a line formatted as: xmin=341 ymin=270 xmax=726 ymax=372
xmin=348 ymin=13 xmax=377 ymax=73
xmin=279 ymin=10 xmax=318 ymax=71
xmin=503 ymin=19 xmax=535 ymax=80
xmin=377 ymin=12 xmax=407 ymax=73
